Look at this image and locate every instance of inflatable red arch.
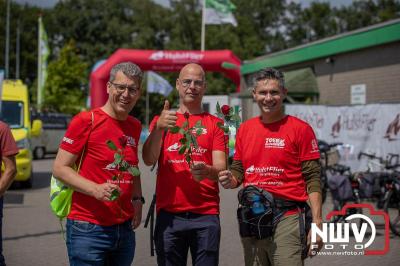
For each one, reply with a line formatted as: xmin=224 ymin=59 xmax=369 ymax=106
xmin=90 ymin=49 xmax=241 ymax=108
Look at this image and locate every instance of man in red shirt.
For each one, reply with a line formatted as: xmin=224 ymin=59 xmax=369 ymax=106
xmin=218 ymin=68 xmax=323 ymax=266
xmin=0 ymin=121 xmax=18 ymax=266
xmin=53 ymin=62 xmax=144 ymax=266
xmin=142 ymin=63 xmax=226 ymax=266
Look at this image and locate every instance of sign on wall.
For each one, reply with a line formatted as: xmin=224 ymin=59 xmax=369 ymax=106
xmin=350 ymin=84 xmax=366 ymax=105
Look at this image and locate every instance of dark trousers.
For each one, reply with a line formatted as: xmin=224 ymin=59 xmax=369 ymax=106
xmin=155 ymin=210 xmax=220 ymax=266
xmin=0 ymin=197 xmax=5 ymax=266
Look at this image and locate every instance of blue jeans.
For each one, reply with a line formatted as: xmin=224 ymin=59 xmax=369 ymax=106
xmin=155 ymin=210 xmax=220 ymax=266
xmin=66 ymin=219 xmax=135 ymax=266
xmin=0 ymin=197 xmax=5 ymax=266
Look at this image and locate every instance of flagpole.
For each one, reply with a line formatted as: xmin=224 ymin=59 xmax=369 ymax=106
xmin=5 ymin=0 xmax=10 ymax=79
xmin=37 ymin=16 xmax=42 ymax=110
xmin=145 ymin=72 xmax=149 ymax=129
xmin=201 ymin=0 xmax=206 ymax=51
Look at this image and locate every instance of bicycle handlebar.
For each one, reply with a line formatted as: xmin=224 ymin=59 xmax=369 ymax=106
xmin=357 ymin=152 xmax=383 ymax=162
xmin=329 ymin=142 xmax=343 ymax=148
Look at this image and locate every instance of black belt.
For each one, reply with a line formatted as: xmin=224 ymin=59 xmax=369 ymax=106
xmin=274 ymin=198 xmax=306 ymax=209
xmin=161 ymin=209 xmax=208 ymax=219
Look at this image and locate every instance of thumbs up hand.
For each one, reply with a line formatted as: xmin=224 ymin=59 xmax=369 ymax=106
xmin=156 ymin=100 xmax=178 ymax=130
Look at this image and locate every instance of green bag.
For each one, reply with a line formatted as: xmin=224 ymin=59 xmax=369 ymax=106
xmin=49 ymin=112 xmax=93 ymax=219
xmin=50 ymin=176 xmax=74 ymax=218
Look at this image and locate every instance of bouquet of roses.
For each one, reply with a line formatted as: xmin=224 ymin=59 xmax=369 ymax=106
xmin=169 ymin=112 xmax=206 ymax=166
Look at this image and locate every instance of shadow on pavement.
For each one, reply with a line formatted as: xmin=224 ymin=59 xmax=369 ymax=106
xmin=3 ymin=193 xmax=24 ymax=204
xmin=32 ymin=154 xmax=56 ymax=161
xmin=3 ymin=230 xmax=63 ymax=241
xmin=9 ymin=171 xmax=52 ymax=191
xmin=32 ymin=171 xmax=52 ymax=189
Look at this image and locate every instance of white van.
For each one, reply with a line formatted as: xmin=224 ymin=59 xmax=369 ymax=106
xmin=31 ymin=113 xmax=71 ymax=159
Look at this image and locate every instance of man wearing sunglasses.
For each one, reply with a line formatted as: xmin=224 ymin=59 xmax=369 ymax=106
xmin=53 ymin=62 xmax=144 ymax=265
xmin=143 ymin=63 xmax=226 ymax=266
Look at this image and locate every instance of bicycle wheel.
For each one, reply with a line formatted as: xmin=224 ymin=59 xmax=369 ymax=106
xmin=383 ymin=189 xmax=400 ymax=236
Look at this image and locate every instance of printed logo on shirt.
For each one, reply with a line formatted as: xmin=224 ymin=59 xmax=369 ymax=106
xmin=166 ymin=143 xmax=207 ymax=155
xmin=104 ymin=161 xmax=136 ymax=172
xmin=191 ymin=128 xmax=207 ymax=135
xmin=104 ymin=163 xmax=117 ymax=170
xmin=62 ymin=137 xmax=74 ymax=144
xmin=246 ymin=165 xmax=255 ymax=174
xmin=265 ymin=138 xmax=285 ymax=149
xmin=167 ymin=143 xmax=180 ymax=152
xmin=246 ymin=180 xmax=284 ymax=186
xmin=125 ymin=135 xmax=137 ymax=147
xmin=245 ymin=165 xmax=285 ymax=176
xmin=311 ymin=139 xmax=319 ymax=153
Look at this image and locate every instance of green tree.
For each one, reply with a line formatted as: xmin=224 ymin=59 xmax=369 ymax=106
xmin=43 ymin=40 xmax=88 ymax=114
xmin=334 ymin=0 xmax=400 ymax=32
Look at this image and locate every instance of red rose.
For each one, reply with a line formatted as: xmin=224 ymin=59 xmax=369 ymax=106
xmin=221 ymin=105 xmax=231 ymax=116
xmin=118 ymin=136 xmax=128 ymax=148
xmin=184 ymin=112 xmax=190 ymax=119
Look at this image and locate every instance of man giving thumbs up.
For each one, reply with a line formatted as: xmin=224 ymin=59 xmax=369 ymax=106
xmin=142 ymin=63 xmax=226 ymax=266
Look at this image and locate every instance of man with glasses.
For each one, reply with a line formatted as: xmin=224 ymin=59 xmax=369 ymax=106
xmin=143 ymin=63 xmax=226 ymax=266
xmin=53 ymin=62 xmax=144 ymax=265
xmin=218 ymin=67 xmax=323 ymax=266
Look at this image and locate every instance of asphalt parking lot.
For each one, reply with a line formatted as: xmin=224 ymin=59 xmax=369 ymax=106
xmin=3 ymin=155 xmax=400 ymax=265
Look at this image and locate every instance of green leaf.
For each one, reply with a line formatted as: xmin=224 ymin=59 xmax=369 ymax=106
xmin=128 ymin=166 xmax=141 ymax=176
xmin=106 ymin=140 xmax=118 ymax=151
xmin=179 ymin=137 xmax=187 ymax=144
xmin=195 ymin=120 xmax=202 ymax=128
xmin=178 ymin=144 xmax=187 ymax=154
xmin=185 ymin=132 xmax=192 ymax=145
xmin=217 ymin=121 xmax=224 ymax=129
xmin=185 ymin=154 xmax=191 ymax=164
xmin=112 ymin=175 xmax=117 ymax=181
xmin=179 ymin=128 xmax=186 ymax=134
xmin=169 ymin=126 xmax=180 ymax=134
xmin=114 ymin=153 xmax=122 ymax=165
xmin=181 ymin=121 xmax=189 ymax=129
xmin=232 ymin=114 xmax=242 ymax=123
xmin=196 ymin=128 xmax=203 ymax=136
xmin=190 ymin=134 xmax=199 ymax=149
xmin=223 ymin=127 xmax=230 ymax=133
xmin=121 ymin=160 xmax=129 ymax=168
xmin=109 ymin=189 xmax=120 ymax=201
xmin=216 ymin=102 xmax=221 ymax=113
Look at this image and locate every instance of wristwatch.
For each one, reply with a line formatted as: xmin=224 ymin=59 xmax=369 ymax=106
xmin=132 ymin=196 xmax=145 ymax=204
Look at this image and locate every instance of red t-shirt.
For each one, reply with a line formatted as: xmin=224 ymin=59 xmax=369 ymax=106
xmin=234 ymin=115 xmax=320 ymax=202
xmin=59 ymin=108 xmax=141 ymax=226
xmin=149 ymin=112 xmax=226 ymax=214
xmin=0 ymin=121 xmax=19 ymax=178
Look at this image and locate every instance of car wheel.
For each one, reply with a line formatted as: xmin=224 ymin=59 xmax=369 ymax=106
xmin=33 ymin=147 xmax=46 ymax=159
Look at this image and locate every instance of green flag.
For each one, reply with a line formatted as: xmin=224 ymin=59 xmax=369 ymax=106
xmin=37 ymin=16 xmax=50 ymax=108
xmin=205 ymin=0 xmax=237 ymax=26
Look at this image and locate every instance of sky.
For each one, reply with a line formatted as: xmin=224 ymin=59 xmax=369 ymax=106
xmin=13 ymin=0 xmax=354 ymax=9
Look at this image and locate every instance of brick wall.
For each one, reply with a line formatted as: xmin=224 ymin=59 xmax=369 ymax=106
xmin=317 ymin=63 xmax=400 ymax=104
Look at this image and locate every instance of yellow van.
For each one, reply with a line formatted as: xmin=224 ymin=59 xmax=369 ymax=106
xmin=1 ymin=80 xmax=42 ymax=188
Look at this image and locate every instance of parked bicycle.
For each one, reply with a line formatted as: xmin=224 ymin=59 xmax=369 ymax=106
xmin=318 ymin=140 xmax=343 ymax=203
xmin=357 ymin=152 xmax=400 ymax=236
xmin=383 ymin=167 xmax=400 ymax=236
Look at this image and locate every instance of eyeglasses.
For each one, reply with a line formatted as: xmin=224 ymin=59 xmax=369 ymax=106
xmin=110 ymin=82 xmax=139 ymax=96
xmin=180 ymin=79 xmax=204 ymax=88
